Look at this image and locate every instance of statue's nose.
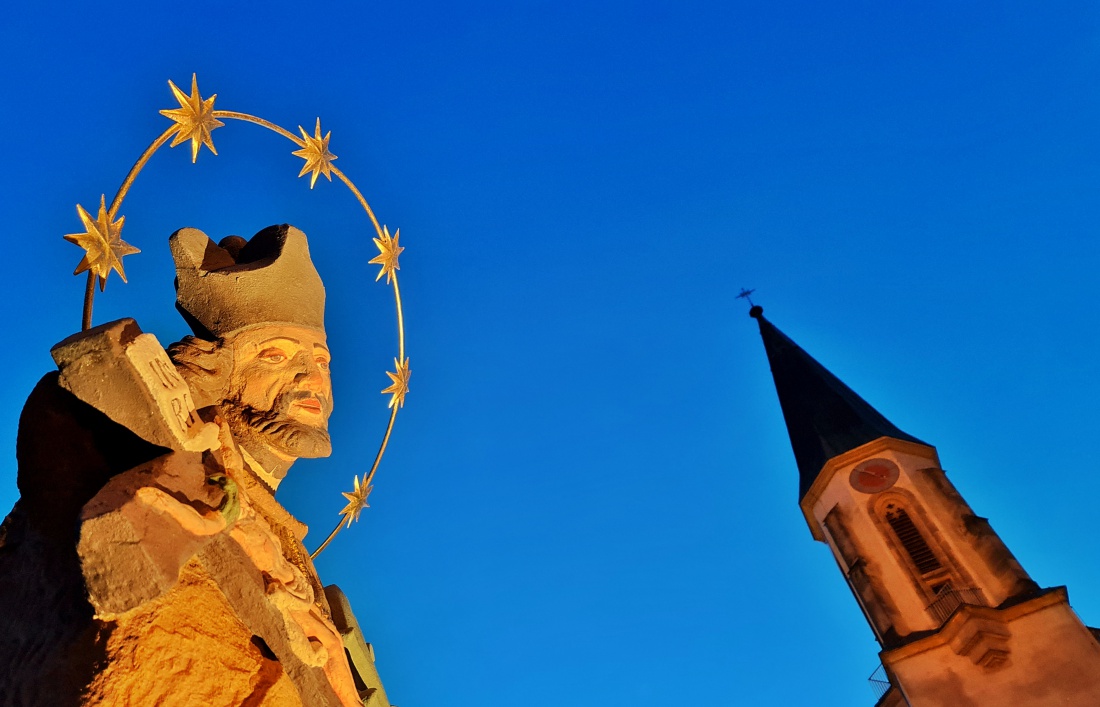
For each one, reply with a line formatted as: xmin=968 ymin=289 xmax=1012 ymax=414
xmin=300 ymin=368 xmax=324 ymax=392
xmin=294 ymin=353 xmax=326 ymax=391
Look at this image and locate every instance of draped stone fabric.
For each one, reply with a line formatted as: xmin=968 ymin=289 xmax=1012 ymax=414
xmin=0 ymin=373 xmax=358 ymax=706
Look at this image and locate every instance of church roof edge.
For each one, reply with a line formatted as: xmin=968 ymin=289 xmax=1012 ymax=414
xmin=750 ymin=307 xmax=926 ymax=501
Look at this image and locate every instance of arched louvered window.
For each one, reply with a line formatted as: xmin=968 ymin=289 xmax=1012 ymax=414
xmin=884 ymin=503 xmax=942 ymax=575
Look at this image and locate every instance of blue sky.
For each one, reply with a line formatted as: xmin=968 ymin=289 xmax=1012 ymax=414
xmin=3 ymin=2 xmax=1100 ymax=704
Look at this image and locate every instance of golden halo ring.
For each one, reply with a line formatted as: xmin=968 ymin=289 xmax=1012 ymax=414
xmin=64 ymin=74 xmax=408 ymax=559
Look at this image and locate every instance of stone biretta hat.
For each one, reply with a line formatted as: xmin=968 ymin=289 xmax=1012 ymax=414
xmin=170 ymin=224 xmax=326 ymax=339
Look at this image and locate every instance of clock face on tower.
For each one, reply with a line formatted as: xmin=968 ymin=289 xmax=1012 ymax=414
xmin=849 ymin=458 xmax=900 ymax=494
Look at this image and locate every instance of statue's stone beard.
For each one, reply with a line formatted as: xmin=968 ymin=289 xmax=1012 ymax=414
xmin=221 ymin=390 xmax=332 ymax=462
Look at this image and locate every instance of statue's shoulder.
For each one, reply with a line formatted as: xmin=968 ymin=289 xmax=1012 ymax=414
xmin=15 ymin=316 xmax=219 ymax=539
xmin=51 ymin=318 xmax=215 ymax=453
xmin=16 ymin=368 xmax=168 ymax=540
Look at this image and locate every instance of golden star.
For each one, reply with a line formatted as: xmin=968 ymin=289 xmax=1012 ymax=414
xmin=382 ymin=357 xmax=411 ymax=409
xmin=160 ymin=73 xmax=224 ymax=163
xmin=369 ymin=226 xmax=404 ymax=284
xmin=63 ymin=195 xmax=139 ymax=291
xmin=292 ymin=117 xmax=337 ymax=188
xmin=339 ymin=475 xmax=373 ymax=529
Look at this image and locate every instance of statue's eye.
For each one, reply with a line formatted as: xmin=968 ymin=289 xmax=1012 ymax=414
xmin=316 ymin=357 xmax=330 ymax=371
xmin=259 ymin=349 xmax=287 ymax=364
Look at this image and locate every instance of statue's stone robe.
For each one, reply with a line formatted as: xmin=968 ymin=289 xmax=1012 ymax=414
xmin=0 ymin=374 xmax=359 ymax=706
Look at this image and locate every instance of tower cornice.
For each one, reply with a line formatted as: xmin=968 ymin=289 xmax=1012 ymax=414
xmin=799 ymin=435 xmax=940 ymax=542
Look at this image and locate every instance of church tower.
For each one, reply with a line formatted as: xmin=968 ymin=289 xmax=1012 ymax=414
xmin=750 ymin=306 xmax=1100 ymax=705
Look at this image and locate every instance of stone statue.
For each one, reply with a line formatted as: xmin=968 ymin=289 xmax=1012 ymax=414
xmin=0 ymin=225 xmax=389 ymax=706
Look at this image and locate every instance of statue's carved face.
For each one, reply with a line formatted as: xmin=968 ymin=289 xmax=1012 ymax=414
xmin=221 ymin=325 xmax=334 ymax=464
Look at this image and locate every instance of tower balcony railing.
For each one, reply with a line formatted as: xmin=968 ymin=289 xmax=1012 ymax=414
xmin=927 ymin=586 xmax=986 ymax=625
xmin=868 ymin=663 xmax=892 ymax=700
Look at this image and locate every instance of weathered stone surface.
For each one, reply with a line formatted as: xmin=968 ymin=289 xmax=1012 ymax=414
xmin=883 ymin=589 xmax=1100 ymax=704
xmin=52 ymin=319 xmax=218 ymax=453
xmin=205 ymin=468 xmax=359 ymax=706
xmin=78 ymin=452 xmax=227 ymax=617
xmin=15 ymin=372 xmax=168 ymax=543
xmin=0 ymin=502 xmax=109 ymax=707
xmin=171 ymin=225 xmax=326 ymax=338
xmin=0 ymin=374 xmax=167 ymax=704
xmin=83 ymin=557 xmax=302 ymax=706
xmin=326 ymin=584 xmax=393 ymax=707
xmin=2 ymin=224 xmax=385 ymax=707
xmin=69 ymin=415 xmax=357 ymax=705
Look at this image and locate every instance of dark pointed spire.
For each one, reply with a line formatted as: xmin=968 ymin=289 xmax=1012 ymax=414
xmin=750 ymin=307 xmax=925 ymax=500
